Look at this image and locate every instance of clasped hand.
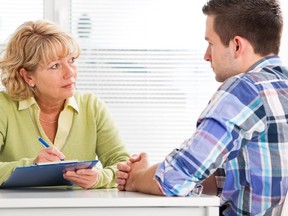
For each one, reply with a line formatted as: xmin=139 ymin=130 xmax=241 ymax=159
xmin=116 ymin=152 xmax=149 ymax=191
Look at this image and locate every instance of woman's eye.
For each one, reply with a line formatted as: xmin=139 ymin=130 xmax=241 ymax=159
xmin=70 ymin=57 xmax=77 ymax=63
xmin=50 ymin=63 xmax=60 ymax=69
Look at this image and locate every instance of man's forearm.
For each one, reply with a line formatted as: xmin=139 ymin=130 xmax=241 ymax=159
xmin=133 ymin=163 xmax=164 ymax=195
xmin=202 ymin=173 xmax=217 ymax=195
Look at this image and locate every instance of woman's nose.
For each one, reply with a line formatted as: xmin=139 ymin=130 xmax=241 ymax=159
xmin=63 ymin=64 xmax=75 ymax=79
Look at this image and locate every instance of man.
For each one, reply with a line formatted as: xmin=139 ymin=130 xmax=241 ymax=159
xmin=116 ymin=0 xmax=288 ymax=215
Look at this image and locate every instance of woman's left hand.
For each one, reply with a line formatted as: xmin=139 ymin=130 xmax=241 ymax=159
xmin=63 ymin=168 xmax=99 ymax=189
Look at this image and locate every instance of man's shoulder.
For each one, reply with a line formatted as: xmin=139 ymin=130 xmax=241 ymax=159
xmin=246 ymin=64 xmax=288 ymax=85
xmin=220 ymin=65 xmax=287 ymax=92
xmin=219 ymin=74 xmax=254 ymax=92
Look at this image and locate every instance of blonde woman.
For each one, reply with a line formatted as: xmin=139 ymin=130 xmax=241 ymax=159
xmin=0 ymin=19 xmax=130 ymax=189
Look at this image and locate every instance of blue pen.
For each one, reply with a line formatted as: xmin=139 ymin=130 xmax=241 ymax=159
xmin=37 ymin=136 xmax=64 ymax=161
xmin=38 ymin=136 xmax=50 ymax=148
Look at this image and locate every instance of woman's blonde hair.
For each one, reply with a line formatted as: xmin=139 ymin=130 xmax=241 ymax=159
xmin=0 ymin=19 xmax=81 ymax=100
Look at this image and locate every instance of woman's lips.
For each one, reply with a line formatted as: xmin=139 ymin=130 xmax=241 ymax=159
xmin=62 ymin=83 xmax=75 ymax=89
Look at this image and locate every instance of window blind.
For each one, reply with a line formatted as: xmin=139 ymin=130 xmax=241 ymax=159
xmin=0 ymin=0 xmax=43 ymax=44
xmin=280 ymin=0 xmax=288 ymax=60
xmin=0 ymin=0 xmax=287 ymax=164
xmin=71 ymin=0 xmax=220 ymax=163
xmin=0 ymin=0 xmax=44 ymax=90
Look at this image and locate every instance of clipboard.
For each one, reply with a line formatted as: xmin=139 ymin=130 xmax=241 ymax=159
xmin=1 ymin=159 xmax=98 ymax=188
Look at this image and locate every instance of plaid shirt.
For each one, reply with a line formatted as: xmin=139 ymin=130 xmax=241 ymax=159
xmin=155 ymin=56 xmax=288 ymax=215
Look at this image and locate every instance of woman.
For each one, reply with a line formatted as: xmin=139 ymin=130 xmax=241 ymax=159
xmin=0 ymin=19 xmax=130 ymax=189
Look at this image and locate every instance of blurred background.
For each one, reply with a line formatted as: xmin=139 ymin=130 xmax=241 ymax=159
xmin=0 ymin=0 xmax=287 ymax=164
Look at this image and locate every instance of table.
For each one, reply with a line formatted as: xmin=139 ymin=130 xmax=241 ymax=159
xmin=0 ymin=188 xmax=220 ymax=216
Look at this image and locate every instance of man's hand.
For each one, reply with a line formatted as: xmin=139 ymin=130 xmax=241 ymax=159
xmin=116 ymin=153 xmax=143 ymax=191
xmin=117 ymin=153 xmax=163 ymax=195
xmin=116 ymin=161 xmax=131 ymax=191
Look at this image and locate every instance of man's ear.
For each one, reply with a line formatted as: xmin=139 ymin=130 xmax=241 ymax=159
xmin=19 ymin=68 xmax=35 ymax=87
xmin=233 ymin=36 xmax=244 ymax=58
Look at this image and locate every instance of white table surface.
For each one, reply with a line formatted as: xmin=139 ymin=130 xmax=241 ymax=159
xmin=0 ymin=188 xmax=220 ymax=216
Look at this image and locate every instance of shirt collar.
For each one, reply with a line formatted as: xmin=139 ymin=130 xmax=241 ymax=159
xmin=18 ymin=96 xmax=79 ymax=113
xmin=246 ymin=56 xmax=282 ymax=72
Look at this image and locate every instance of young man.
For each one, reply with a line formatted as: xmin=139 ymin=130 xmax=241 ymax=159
xmin=116 ymin=0 xmax=288 ymax=215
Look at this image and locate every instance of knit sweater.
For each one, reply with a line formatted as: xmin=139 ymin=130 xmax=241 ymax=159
xmin=0 ymin=91 xmax=130 ymax=188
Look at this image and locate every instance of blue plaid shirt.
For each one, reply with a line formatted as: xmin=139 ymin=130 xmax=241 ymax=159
xmin=155 ymin=56 xmax=288 ymax=215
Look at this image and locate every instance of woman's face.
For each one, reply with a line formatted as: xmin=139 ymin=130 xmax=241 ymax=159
xmin=32 ymin=54 xmax=78 ymax=104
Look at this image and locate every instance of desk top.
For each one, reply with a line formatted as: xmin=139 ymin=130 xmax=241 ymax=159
xmin=0 ymin=188 xmax=220 ymax=208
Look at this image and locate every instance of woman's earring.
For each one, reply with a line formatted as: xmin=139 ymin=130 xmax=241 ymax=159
xmin=29 ymin=83 xmax=35 ymax=87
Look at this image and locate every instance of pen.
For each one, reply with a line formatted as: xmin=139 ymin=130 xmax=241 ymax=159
xmin=38 ymin=136 xmax=50 ymax=148
xmin=37 ymin=136 xmax=64 ymax=161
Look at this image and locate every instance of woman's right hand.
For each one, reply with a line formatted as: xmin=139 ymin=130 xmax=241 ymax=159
xmin=33 ymin=146 xmax=65 ymax=164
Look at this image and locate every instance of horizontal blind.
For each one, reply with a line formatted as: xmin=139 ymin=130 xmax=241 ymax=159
xmin=0 ymin=0 xmax=44 ymax=90
xmin=71 ymin=0 xmax=220 ymax=164
xmin=280 ymin=0 xmax=288 ymax=60
xmin=0 ymin=0 xmax=44 ymax=43
xmin=1 ymin=0 xmax=286 ymax=165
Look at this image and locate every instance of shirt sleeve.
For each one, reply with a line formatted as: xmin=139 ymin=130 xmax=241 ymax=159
xmin=154 ymin=77 xmax=266 ymax=196
xmin=213 ymin=166 xmax=226 ymax=196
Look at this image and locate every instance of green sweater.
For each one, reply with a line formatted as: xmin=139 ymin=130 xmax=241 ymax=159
xmin=0 ymin=91 xmax=130 ymax=188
